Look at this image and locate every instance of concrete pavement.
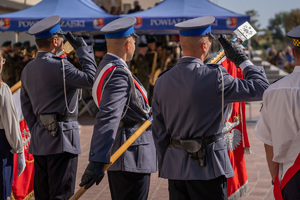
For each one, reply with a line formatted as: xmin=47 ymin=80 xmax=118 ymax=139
xmin=75 ymin=102 xmax=274 ymax=200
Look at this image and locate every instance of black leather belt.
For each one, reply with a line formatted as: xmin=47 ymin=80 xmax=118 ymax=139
xmin=170 ymin=133 xmax=224 ymax=167
xmin=57 ymin=113 xmax=77 ymax=122
xmin=37 ymin=113 xmax=77 ymax=123
xmin=119 ymin=120 xmax=144 ymax=128
xmin=170 ymin=133 xmax=224 ymax=147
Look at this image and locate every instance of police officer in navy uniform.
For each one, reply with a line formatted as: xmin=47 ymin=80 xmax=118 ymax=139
xmin=152 ymin=16 xmax=270 ymax=200
xmin=20 ymin=15 xmax=96 ymax=199
xmin=80 ymin=17 xmax=156 ymax=200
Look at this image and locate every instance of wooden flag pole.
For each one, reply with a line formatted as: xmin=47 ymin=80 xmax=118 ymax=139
xmin=69 ymin=117 xmax=153 ymax=200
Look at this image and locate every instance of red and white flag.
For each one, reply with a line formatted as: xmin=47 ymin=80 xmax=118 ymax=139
xmin=221 ymin=59 xmax=250 ymax=200
xmin=10 ymin=82 xmax=35 ymax=200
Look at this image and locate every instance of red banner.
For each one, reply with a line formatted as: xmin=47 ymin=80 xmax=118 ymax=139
xmin=221 ymin=59 xmax=249 ymax=199
xmin=10 ymin=82 xmax=35 ymax=200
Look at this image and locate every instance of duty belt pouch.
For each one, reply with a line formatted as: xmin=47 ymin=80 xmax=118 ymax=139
xmin=198 ymin=141 xmax=206 ymax=167
xmin=180 ymin=139 xmax=206 ymax=167
xmin=38 ymin=114 xmax=58 ymax=137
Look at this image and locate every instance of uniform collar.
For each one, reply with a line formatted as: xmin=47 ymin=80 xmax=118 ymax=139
xmin=106 ymin=52 xmax=128 ymax=68
xmin=36 ymin=51 xmax=57 ymax=58
xmin=178 ymin=56 xmax=204 ymax=65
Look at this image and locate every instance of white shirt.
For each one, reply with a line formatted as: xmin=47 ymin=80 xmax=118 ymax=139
xmin=0 ymin=82 xmax=23 ymax=154
xmin=255 ymin=66 xmax=300 ymax=180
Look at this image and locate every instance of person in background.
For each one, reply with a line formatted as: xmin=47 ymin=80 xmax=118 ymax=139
xmin=131 ymin=42 xmax=151 ymax=94
xmin=128 ymin=1 xmax=142 ymax=13
xmin=152 ymin=16 xmax=269 ymax=200
xmin=80 ymin=17 xmax=156 ymax=200
xmin=146 ymin=36 xmax=158 ymax=104
xmin=94 ymin=44 xmax=106 ymax=66
xmin=285 ymin=45 xmax=295 ymax=71
xmin=20 ymin=15 xmax=96 ymax=199
xmin=29 ymin=45 xmax=38 ymax=59
xmin=0 ymin=49 xmax=26 ymax=199
xmin=255 ymin=25 xmax=300 ymax=200
xmin=267 ymin=44 xmax=277 ymax=65
xmin=275 ymin=50 xmax=285 ymax=70
xmin=1 ymin=41 xmax=15 ymax=87
xmin=22 ymin=41 xmax=31 ymax=53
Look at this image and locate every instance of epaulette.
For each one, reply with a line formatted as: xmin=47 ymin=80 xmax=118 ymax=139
xmin=158 ymin=68 xmax=171 ymax=78
xmin=113 ymin=59 xmax=124 ymax=67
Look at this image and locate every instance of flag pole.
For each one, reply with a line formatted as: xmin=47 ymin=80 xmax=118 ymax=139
xmin=69 ymin=117 xmax=153 ymax=200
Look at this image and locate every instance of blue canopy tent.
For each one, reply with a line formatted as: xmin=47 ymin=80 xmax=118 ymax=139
xmin=124 ymin=0 xmax=250 ymax=34
xmin=0 ymin=0 xmax=117 ymax=33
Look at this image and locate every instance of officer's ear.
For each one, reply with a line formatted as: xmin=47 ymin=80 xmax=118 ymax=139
xmin=201 ymin=37 xmax=211 ymax=53
xmin=51 ymin=37 xmax=58 ymax=47
xmin=201 ymin=40 xmax=206 ymax=52
xmin=125 ymin=38 xmax=130 ymax=51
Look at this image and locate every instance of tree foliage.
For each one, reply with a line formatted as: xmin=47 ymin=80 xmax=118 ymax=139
xmin=267 ymin=12 xmax=289 ymax=40
xmin=245 ymin=10 xmax=261 ymax=31
xmin=284 ymin=9 xmax=300 ymax=33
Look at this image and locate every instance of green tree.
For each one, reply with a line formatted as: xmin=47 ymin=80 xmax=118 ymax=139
xmin=245 ymin=9 xmax=261 ymax=31
xmin=268 ymin=12 xmax=289 ymax=40
xmin=284 ymin=9 xmax=300 ymax=33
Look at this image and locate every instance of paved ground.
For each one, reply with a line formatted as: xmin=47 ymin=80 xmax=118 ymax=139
xmin=74 ymin=102 xmax=274 ymax=200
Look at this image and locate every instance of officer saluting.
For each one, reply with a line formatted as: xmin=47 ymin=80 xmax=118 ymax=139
xmin=21 ymin=15 xmax=96 ymax=199
xmin=152 ymin=16 xmax=270 ymax=199
xmin=80 ymin=17 xmax=156 ymax=200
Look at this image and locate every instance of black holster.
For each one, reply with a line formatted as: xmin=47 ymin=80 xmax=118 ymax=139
xmin=170 ymin=133 xmax=224 ymax=167
xmin=170 ymin=138 xmax=206 ymax=167
xmin=37 ymin=114 xmax=58 ymax=137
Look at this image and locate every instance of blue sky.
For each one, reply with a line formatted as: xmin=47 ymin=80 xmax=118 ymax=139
xmin=210 ymin=0 xmax=299 ymax=29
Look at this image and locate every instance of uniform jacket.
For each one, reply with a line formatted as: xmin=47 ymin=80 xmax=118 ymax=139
xmin=89 ymin=53 xmax=157 ymax=173
xmin=21 ymin=46 xmax=96 ymax=155
xmin=152 ymin=57 xmax=269 ymax=180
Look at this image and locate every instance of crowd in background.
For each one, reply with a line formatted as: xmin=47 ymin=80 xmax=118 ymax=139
xmin=101 ymin=0 xmax=160 ymax=15
xmin=1 ymin=41 xmax=37 ymax=87
xmin=266 ymin=44 xmax=295 ymax=72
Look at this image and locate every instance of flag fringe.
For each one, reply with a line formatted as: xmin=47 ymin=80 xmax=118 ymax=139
xmin=228 ymin=180 xmax=248 ymax=200
xmin=10 ymin=190 xmax=34 ymax=200
xmin=244 ymin=147 xmax=251 ymax=154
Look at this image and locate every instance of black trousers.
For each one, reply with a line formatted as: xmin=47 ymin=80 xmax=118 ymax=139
xmin=168 ymin=176 xmax=228 ymax=200
xmin=107 ymin=171 xmax=150 ymax=200
xmin=33 ymin=152 xmax=78 ymax=200
xmin=282 ymin=169 xmax=300 ymax=200
xmin=0 ymin=129 xmax=14 ymax=200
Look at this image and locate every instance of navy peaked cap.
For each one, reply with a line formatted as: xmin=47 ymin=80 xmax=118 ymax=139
xmin=28 ymin=15 xmax=65 ymax=39
xmin=287 ymin=25 xmax=300 ymax=47
xmin=175 ymin=16 xmax=215 ymax=38
xmin=287 ymin=25 xmax=300 ymax=39
xmin=100 ymin=17 xmax=138 ymax=39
